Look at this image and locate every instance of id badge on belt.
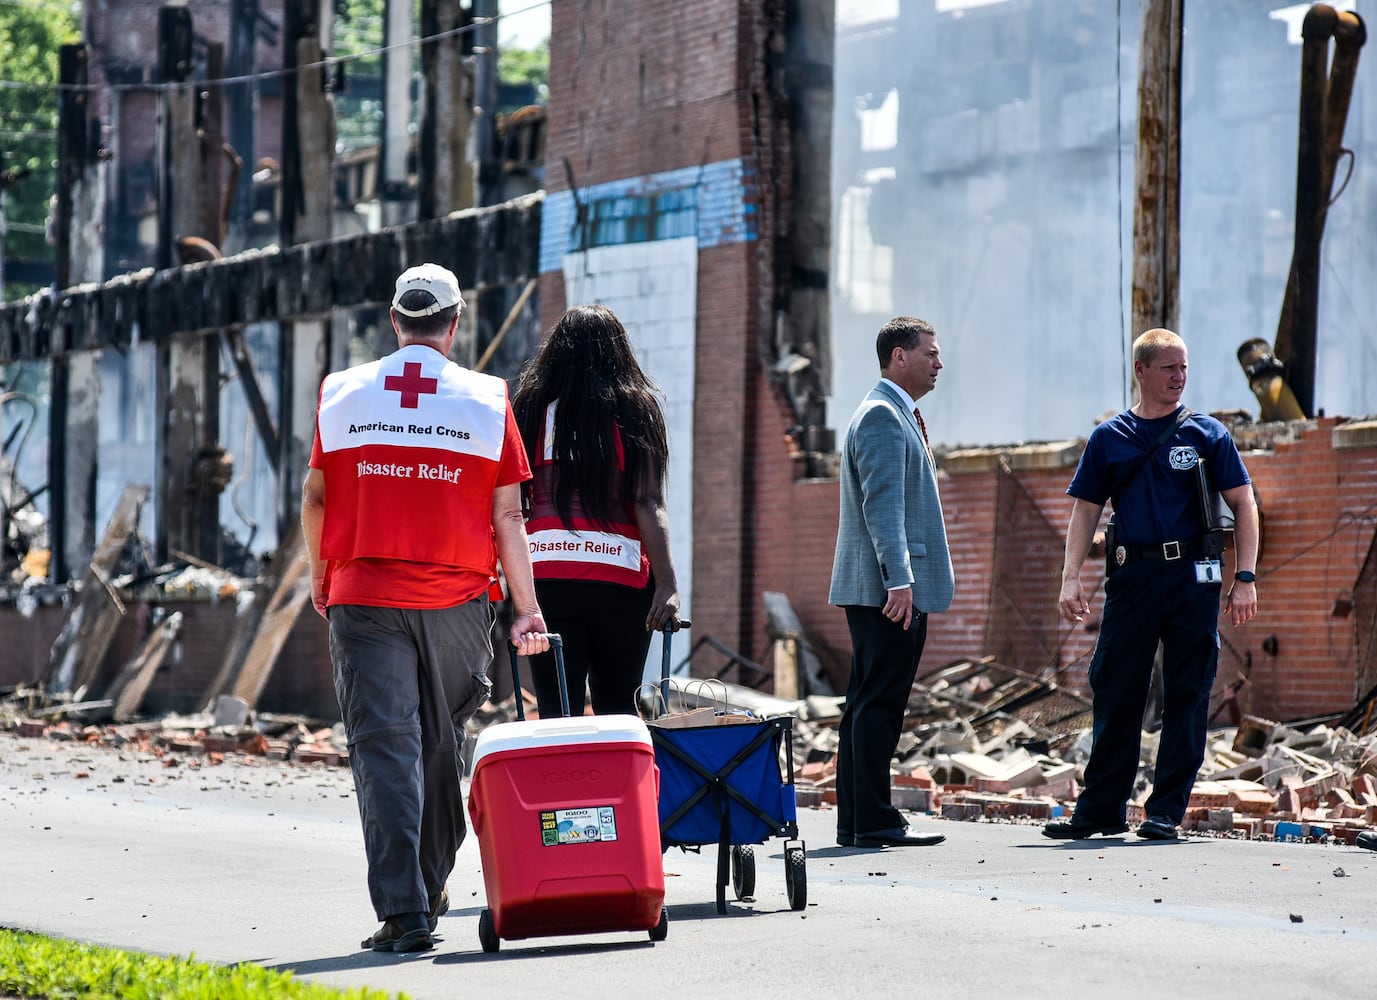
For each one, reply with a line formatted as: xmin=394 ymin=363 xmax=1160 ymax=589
xmin=1195 ymin=559 xmax=1221 ymax=584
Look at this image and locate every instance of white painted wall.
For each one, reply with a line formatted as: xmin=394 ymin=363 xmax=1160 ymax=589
xmin=562 ymin=236 xmax=698 ymax=683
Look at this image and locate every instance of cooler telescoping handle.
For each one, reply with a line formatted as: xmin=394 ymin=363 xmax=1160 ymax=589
xmin=507 ymin=633 xmax=566 ymax=721
xmin=659 ymin=619 xmax=691 ymax=708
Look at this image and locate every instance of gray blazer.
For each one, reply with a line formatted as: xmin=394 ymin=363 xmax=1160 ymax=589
xmin=828 ymin=381 xmax=955 ymax=612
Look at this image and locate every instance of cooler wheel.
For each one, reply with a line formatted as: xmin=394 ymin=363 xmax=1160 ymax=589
xmin=478 ymin=908 xmax=500 ymax=953
xmin=785 ymin=845 xmax=807 ymax=910
xmin=648 ymin=907 xmax=669 ymax=942
xmin=731 ymin=845 xmax=756 ymax=900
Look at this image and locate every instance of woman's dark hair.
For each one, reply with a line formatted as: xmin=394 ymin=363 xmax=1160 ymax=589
xmin=512 ymin=304 xmax=669 ymax=527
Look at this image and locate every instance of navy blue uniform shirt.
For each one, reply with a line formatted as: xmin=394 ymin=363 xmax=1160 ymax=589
xmin=1068 ymin=406 xmax=1250 ymax=545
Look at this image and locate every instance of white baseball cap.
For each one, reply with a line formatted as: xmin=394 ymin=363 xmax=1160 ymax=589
xmin=392 ymin=263 xmax=465 ymax=317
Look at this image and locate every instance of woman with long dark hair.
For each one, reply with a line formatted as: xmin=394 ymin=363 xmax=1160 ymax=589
xmin=512 ymin=304 xmax=681 ymax=716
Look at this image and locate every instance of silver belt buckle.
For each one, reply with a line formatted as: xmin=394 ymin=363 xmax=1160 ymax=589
xmin=1162 ymin=540 xmax=1182 ymax=560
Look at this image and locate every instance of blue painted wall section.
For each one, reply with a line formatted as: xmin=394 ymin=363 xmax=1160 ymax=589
xmin=539 ymin=158 xmax=757 ymax=274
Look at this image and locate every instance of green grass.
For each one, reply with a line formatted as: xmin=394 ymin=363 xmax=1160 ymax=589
xmin=0 ymin=929 xmax=407 ymax=1000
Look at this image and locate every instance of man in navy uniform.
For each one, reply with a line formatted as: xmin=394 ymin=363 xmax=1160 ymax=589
xmin=1044 ymin=328 xmax=1259 ymax=842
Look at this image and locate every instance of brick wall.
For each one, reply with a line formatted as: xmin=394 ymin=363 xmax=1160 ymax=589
xmin=542 ymin=0 xmax=785 ymax=655
xmin=747 ymin=417 xmax=1377 ymax=723
xmin=7 ymin=425 xmax=1369 ymax=726
xmin=544 ymin=1 xmax=760 ymax=190
xmin=0 ymin=600 xmax=337 ymax=720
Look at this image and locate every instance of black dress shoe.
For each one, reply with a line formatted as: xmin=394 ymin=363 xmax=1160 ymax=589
xmin=1042 ymin=818 xmax=1129 ymax=840
xmin=854 ymin=826 xmax=945 ymax=847
xmin=837 ymin=832 xmax=855 ymax=847
xmin=1136 ymin=816 xmax=1179 ymax=841
xmin=1356 ymin=830 xmax=1377 ymax=852
xmin=362 ymin=912 xmax=434 ymax=953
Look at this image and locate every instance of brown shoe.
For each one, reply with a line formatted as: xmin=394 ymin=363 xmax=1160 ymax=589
xmin=362 ymin=912 xmax=433 ymax=953
xmin=427 ymin=887 xmax=450 ymax=932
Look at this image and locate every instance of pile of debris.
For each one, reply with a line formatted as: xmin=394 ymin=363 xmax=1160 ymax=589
xmin=0 ymin=682 xmax=542 ymax=772
xmin=0 ymin=691 xmax=351 ymax=767
xmin=8 ymin=646 xmax=1377 ymax=848
xmin=770 ymin=653 xmax=1377 ymax=843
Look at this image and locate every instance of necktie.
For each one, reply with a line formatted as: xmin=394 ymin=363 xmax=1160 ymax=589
xmin=914 ymin=408 xmax=929 ymax=448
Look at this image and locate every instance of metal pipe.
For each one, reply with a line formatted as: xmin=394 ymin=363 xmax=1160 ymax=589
xmin=1236 ymin=338 xmax=1305 ymax=423
xmin=1250 ymin=4 xmax=1354 ymax=418
xmin=1269 ymin=5 xmax=1365 ymax=418
xmin=1279 ymin=3 xmax=1338 ymax=418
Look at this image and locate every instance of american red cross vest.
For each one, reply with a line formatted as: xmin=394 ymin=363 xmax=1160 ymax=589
xmin=315 ymin=344 xmax=507 ymax=573
xmin=526 ymin=403 xmax=650 ymax=589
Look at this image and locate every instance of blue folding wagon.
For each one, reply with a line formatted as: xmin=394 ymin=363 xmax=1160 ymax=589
xmin=647 ymin=628 xmax=807 ymax=914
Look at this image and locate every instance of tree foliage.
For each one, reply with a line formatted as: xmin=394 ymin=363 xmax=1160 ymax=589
xmin=499 ymin=39 xmax=548 ymax=105
xmin=334 ymin=0 xmax=388 ymax=154
xmin=0 ymin=1 xmax=79 ymax=292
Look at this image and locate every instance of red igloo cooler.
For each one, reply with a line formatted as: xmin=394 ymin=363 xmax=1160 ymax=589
xmin=467 ymin=713 xmax=667 ymax=952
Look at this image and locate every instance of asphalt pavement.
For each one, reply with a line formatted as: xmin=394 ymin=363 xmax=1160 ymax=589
xmin=4 ymin=731 xmax=1377 ymax=1000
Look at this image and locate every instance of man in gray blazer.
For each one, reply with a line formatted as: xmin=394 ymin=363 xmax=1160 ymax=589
xmin=829 ymin=317 xmax=954 ymax=848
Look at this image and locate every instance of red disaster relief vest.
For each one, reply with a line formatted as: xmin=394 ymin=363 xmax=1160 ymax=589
xmin=315 ymin=344 xmax=508 ymax=575
xmin=526 ymin=403 xmax=650 ymax=589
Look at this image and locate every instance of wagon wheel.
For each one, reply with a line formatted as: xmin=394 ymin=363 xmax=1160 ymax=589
xmin=785 ymin=845 xmax=807 ymax=910
xmin=649 ymin=906 xmax=669 ymax=942
xmin=731 ymin=845 xmax=756 ymax=900
xmin=478 ymin=908 xmax=500 ymax=953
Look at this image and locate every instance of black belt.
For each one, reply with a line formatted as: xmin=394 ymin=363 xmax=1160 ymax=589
xmin=1120 ymin=537 xmax=1206 ymax=563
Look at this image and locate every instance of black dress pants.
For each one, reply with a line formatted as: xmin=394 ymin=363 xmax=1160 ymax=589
xmin=837 ymin=605 xmax=928 ymax=837
xmin=529 ymin=579 xmax=655 ymax=717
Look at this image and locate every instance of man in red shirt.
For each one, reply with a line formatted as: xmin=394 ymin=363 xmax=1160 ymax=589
xmin=303 ymin=263 xmax=548 ymax=953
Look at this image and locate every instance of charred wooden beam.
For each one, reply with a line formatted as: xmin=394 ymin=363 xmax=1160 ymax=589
xmin=43 ymin=484 xmax=151 ymax=698
xmin=157 ymin=6 xmax=222 ymax=565
xmin=0 ymin=194 xmax=542 ymax=363
xmin=49 ymin=43 xmax=106 ymax=583
xmin=419 ymin=0 xmax=475 ymax=219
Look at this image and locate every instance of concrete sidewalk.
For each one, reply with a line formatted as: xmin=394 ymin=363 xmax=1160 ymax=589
xmin=5 ymin=732 xmax=1377 ymax=999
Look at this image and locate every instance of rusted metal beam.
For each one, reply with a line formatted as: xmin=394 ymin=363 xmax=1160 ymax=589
xmin=0 ymin=194 xmax=543 ymax=363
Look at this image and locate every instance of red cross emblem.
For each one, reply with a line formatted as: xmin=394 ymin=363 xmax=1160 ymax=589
xmin=384 ymin=362 xmax=438 ymax=409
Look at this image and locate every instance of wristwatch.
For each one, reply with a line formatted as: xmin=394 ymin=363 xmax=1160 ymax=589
xmin=1234 ymin=570 xmax=1256 ymax=583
